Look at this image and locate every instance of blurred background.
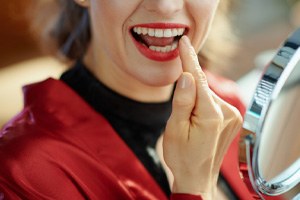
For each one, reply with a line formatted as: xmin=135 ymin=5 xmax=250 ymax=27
xmin=226 ymin=0 xmax=299 ymax=80
xmin=0 ymin=0 xmax=300 ymax=126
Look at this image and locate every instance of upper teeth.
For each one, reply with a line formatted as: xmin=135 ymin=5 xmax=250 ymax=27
xmin=133 ymin=27 xmax=185 ymax=38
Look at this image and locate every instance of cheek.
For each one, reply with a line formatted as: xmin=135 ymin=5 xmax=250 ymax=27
xmin=88 ymin=1 xmax=128 ymax=56
xmin=90 ymin=0 xmax=140 ymax=22
xmin=89 ymin=0 xmax=140 ymax=50
xmin=89 ymin=2 xmax=122 ymax=27
xmin=188 ymin=0 xmax=220 ymax=51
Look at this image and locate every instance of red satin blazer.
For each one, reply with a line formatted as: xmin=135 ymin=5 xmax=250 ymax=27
xmin=0 ymin=73 xmax=254 ymax=200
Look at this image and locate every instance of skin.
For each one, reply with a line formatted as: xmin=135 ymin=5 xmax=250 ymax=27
xmin=74 ymin=0 xmax=243 ymax=199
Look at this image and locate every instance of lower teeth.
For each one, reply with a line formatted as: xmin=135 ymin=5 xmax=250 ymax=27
xmin=149 ymin=41 xmax=178 ymax=53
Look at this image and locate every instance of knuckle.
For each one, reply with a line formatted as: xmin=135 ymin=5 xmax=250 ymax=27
xmin=230 ymin=106 xmax=243 ymax=121
xmin=227 ymin=106 xmax=243 ymax=127
xmin=211 ymin=104 xmax=224 ymax=122
xmin=196 ymin=68 xmax=207 ymax=83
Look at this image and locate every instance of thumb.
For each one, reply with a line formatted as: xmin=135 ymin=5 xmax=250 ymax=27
xmin=170 ymin=72 xmax=196 ymax=123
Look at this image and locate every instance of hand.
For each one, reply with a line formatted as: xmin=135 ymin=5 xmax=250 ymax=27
xmin=163 ymin=36 xmax=242 ymax=199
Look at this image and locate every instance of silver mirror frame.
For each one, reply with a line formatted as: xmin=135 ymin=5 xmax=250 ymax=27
xmin=240 ymin=27 xmax=300 ymax=198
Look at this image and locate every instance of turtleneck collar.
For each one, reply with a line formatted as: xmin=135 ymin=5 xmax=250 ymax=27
xmin=60 ymin=60 xmax=172 ymax=129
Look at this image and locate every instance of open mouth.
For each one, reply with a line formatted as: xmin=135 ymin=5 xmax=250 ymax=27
xmin=130 ymin=26 xmax=188 ymax=53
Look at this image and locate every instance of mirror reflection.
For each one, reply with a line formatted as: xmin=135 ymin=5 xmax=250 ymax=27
xmin=259 ymin=59 xmax=300 ymax=183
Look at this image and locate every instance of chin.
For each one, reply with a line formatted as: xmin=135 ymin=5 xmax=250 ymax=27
xmin=146 ymin=79 xmax=177 ymax=87
xmin=129 ymin=56 xmax=183 ymax=87
xmin=140 ymin=70 xmax=181 ymax=87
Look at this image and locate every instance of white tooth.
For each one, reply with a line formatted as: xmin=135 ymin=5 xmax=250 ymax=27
xmin=163 ymin=29 xmax=173 ymax=37
xmin=137 ymin=27 xmax=142 ymax=34
xmin=171 ymin=41 xmax=178 ymax=50
xmin=172 ymin=29 xmax=178 ymax=36
xmin=149 ymin=46 xmax=156 ymax=51
xmin=161 ymin=46 xmax=168 ymax=53
xmin=155 ymin=47 xmax=161 ymax=52
xmin=158 ymin=47 xmax=164 ymax=52
xmin=142 ymin=28 xmax=148 ymax=35
xmin=133 ymin=27 xmax=138 ymax=33
xmin=165 ymin=45 xmax=172 ymax=52
xmin=148 ymin=28 xmax=155 ymax=36
xmin=155 ymin=29 xmax=164 ymax=38
xmin=177 ymin=28 xmax=185 ymax=35
xmin=153 ymin=46 xmax=159 ymax=52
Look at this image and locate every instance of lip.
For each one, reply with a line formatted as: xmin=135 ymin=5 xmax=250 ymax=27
xmin=130 ymin=23 xmax=189 ymax=29
xmin=129 ymin=23 xmax=189 ymax=62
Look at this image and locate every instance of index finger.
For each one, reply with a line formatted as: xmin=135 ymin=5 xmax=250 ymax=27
xmin=179 ymin=36 xmax=216 ymax=116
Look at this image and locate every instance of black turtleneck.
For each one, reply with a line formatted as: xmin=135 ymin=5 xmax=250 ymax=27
xmin=60 ymin=61 xmax=172 ymax=196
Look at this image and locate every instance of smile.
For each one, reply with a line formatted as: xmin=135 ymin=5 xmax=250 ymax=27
xmin=130 ymin=23 xmax=188 ymax=61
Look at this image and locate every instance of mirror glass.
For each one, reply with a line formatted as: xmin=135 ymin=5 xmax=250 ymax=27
xmin=258 ymin=59 xmax=300 ymax=183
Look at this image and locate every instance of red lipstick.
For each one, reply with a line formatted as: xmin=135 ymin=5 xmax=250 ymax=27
xmin=130 ymin=23 xmax=188 ymax=62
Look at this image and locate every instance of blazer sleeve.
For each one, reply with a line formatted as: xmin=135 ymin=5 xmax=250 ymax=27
xmin=171 ymin=193 xmax=202 ymax=200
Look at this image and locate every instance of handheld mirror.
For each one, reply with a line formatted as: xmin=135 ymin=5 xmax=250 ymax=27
xmin=239 ymin=27 xmax=300 ymax=200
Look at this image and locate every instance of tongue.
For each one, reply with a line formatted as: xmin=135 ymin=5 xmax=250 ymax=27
xmin=140 ymin=35 xmax=175 ymax=47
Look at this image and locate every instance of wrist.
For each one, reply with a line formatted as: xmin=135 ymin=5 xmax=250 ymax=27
xmin=172 ymin=176 xmax=216 ymax=200
xmin=172 ymin=179 xmax=202 ymax=195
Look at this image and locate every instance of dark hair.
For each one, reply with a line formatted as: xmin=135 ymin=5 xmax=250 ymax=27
xmin=31 ymin=0 xmax=90 ymax=60
xmin=55 ymin=3 xmax=90 ymax=59
xmin=32 ymin=0 xmax=236 ymax=71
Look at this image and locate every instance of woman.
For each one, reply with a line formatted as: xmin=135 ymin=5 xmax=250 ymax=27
xmin=0 ymin=0 xmax=252 ymax=199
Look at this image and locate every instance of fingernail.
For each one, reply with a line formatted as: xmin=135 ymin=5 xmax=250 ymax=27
xmin=178 ymin=73 xmax=192 ymax=89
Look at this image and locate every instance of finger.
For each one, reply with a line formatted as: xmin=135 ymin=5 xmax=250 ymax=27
xmin=214 ymin=105 xmax=242 ymax=166
xmin=179 ymin=36 xmax=216 ymax=117
xmin=169 ymin=72 xmax=196 ymax=123
xmin=212 ymin=93 xmax=242 ymax=127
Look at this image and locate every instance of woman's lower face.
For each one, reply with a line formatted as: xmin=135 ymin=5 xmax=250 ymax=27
xmin=82 ymin=0 xmax=219 ymax=98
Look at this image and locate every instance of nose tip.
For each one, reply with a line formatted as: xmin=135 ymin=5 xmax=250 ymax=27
xmin=143 ymin=0 xmax=183 ymax=16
